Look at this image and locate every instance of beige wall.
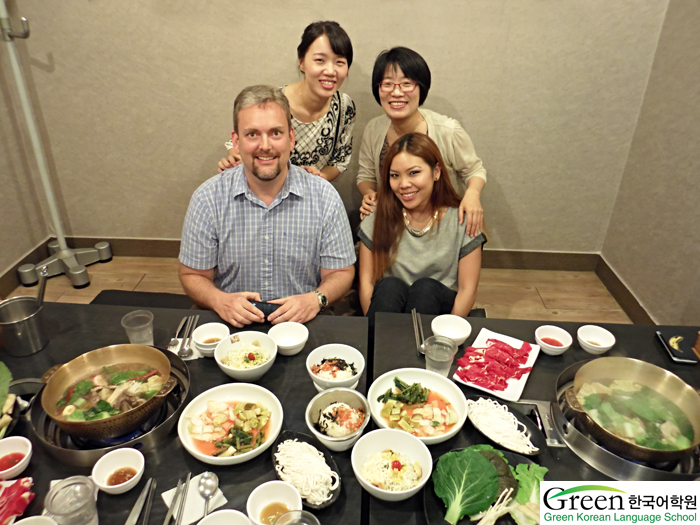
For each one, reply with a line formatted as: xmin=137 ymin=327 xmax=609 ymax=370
xmin=5 ymin=1 xmax=695 ymax=324
xmin=602 ymin=0 xmax=700 ymax=325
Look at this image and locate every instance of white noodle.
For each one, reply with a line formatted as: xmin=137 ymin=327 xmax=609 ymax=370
xmin=274 ymin=439 xmax=340 ymax=506
xmin=467 ymin=398 xmax=539 ymax=454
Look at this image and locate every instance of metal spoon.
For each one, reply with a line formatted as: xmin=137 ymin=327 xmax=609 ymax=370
xmin=169 ymin=317 xmax=188 ymax=349
xmin=197 ymin=472 xmax=218 ymax=517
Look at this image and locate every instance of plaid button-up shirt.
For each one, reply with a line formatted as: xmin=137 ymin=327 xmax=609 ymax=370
xmin=179 ymin=164 xmax=355 ymax=301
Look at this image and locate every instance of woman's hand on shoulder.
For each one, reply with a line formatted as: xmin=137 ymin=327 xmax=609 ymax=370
xmin=218 ymin=153 xmax=242 ymax=173
xmin=360 ymin=191 xmax=378 ymax=220
xmin=300 ymin=165 xmax=323 ymax=177
xmin=459 ymin=189 xmax=484 ymax=237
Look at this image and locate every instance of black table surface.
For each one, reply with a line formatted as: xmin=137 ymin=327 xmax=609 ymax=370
xmin=369 ymin=312 xmax=700 ymax=525
xmin=1 ymin=303 xmax=368 ymax=525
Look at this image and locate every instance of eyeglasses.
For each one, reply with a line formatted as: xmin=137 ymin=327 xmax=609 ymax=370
xmin=378 ymin=80 xmax=418 ymax=93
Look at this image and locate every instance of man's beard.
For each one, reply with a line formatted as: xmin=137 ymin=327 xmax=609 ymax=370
xmin=251 ymin=155 xmax=282 ymax=181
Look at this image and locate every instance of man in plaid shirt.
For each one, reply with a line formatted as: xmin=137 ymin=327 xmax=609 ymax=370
xmin=179 ymin=86 xmax=355 ymax=327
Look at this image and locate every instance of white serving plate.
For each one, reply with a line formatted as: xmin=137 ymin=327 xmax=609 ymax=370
xmin=452 ymin=327 xmax=540 ymax=402
xmin=367 ymin=368 xmax=467 ymax=445
xmin=177 ymin=383 xmax=283 ymax=465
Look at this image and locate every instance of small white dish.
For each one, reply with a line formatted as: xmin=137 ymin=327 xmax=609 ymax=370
xmin=268 ymin=322 xmax=309 ymax=356
xmin=195 ymin=341 xmax=216 ymax=358
xmin=577 ymin=325 xmax=615 ymax=355
xmin=535 ymin=325 xmax=573 ymax=356
xmin=0 ymin=436 xmax=32 ymax=480
xmin=351 ymin=429 xmax=432 ymax=502
xmin=91 ymin=448 xmax=144 ymax=494
xmin=215 ymin=331 xmax=277 ymax=382
xmin=314 ymin=379 xmax=358 ymax=393
xmin=199 ymin=509 xmax=251 ymax=525
xmin=193 ymin=323 xmax=230 ymax=350
xmin=306 ymin=344 xmax=365 ymax=391
xmin=14 ymin=518 xmax=58 ymax=525
xmin=431 ymin=315 xmax=472 ymax=346
xmin=246 ymin=481 xmax=302 ymax=525
xmin=305 ymin=388 xmax=370 ymax=452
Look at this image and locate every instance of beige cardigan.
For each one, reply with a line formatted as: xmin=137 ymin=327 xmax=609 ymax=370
xmin=356 ymin=109 xmax=487 ymax=195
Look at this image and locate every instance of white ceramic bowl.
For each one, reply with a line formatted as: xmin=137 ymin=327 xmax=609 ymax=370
xmin=215 ymin=331 xmax=277 ymax=382
xmin=199 ymin=510 xmax=251 ymax=525
xmin=193 ymin=323 xmax=230 ymax=349
xmin=0 ymin=436 xmax=32 ymax=480
xmin=195 ymin=343 xmax=216 ymax=358
xmin=431 ymin=315 xmax=472 ymax=346
xmin=351 ymin=429 xmax=433 ymax=502
xmin=305 ymin=344 xmax=365 ymax=390
xmin=246 ymin=481 xmax=302 ymax=525
xmin=268 ymin=322 xmax=309 ymax=356
xmin=177 ymin=383 xmax=283 ymax=465
xmin=91 ymin=448 xmax=144 ymax=494
xmin=367 ymin=368 xmax=468 ymax=445
xmin=305 ymin=388 xmax=371 ymax=452
xmin=535 ymin=325 xmax=573 ymax=356
xmin=577 ymin=325 xmax=616 ymax=355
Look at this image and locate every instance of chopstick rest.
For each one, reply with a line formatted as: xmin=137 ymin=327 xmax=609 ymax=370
xmin=161 ymin=473 xmax=227 ymax=525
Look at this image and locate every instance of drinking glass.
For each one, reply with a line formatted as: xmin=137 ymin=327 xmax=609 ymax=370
xmin=422 ymin=335 xmax=458 ymax=377
xmin=44 ymin=476 xmax=98 ymax=525
xmin=121 ymin=310 xmax=154 ymax=345
xmin=273 ymin=510 xmax=321 ymax=525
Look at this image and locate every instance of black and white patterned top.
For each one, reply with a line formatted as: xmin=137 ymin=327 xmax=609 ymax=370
xmin=225 ymin=89 xmax=356 ymax=173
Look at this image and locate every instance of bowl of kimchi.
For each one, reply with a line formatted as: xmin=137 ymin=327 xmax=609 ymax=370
xmin=177 ymin=383 xmax=283 ymax=465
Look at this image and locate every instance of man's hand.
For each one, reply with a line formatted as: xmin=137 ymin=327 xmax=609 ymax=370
xmin=218 ymin=153 xmax=242 ymax=173
xmin=300 ymin=165 xmax=322 ymax=177
xmin=359 ymin=191 xmax=378 ymax=219
xmin=267 ymin=292 xmax=321 ymax=324
xmin=458 ymin=189 xmax=484 ymax=237
xmin=213 ymin=291 xmax=264 ymax=327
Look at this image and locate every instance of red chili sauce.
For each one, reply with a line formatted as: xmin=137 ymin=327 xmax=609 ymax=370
xmin=541 ymin=337 xmax=563 ymax=347
xmin=0 ymin=452 xmax=25 ymax=471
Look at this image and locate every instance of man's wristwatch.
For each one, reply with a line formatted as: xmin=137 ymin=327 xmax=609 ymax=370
xmin=312 ymin=289 xmax=328 ymax=313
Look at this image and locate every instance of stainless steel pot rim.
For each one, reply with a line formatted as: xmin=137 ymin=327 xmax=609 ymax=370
xmin=0 ymin=296 xmax=42 ymax=325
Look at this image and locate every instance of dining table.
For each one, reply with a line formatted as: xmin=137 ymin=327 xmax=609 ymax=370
xmin=2 ymin=303 xmax=699 ymax=525
xmin=0 ymin=302 xmax=368 ymax=525
xmin=369 ymin=312 xmax=700 ymax=525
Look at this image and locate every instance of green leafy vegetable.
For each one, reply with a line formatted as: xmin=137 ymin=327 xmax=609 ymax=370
xmin=109 ymin=370 xmax=151 ymax=385
xmin=84 ymin=400 xmax=120 ymax=421
xmin=509 ymin=463 xmax=548 ymax=525
xmin=433 ymin=449 xmax=499 ymax=525
xmin=0 ymin=362 xmax=12 ymax=414
xmin=377 ymin=376 xmax=430 ymax=405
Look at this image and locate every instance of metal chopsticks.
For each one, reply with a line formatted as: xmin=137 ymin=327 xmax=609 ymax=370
xmin=175 ymin=472 xmax=192 ymax=525
xmin=412 ymin=309 xmax=425 ymax=355
xmin=161 ymin=479 xmax=183 ymax=525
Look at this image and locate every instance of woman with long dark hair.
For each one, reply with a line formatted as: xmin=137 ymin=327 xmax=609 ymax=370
xmin=218 ymin=21 xmax=356 ymax=181
xmin=357 ymin=47 xmax=486 ymax=236
xmin=358 ymin=133 xmax=486 ymax=317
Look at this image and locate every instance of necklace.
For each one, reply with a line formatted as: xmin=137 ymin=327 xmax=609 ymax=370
xmin=402 ymin=208 xmax=438 ymax=237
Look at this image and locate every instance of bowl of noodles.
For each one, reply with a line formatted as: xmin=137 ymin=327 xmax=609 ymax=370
xmin=215 ymin=331 xmax=277 ymax=382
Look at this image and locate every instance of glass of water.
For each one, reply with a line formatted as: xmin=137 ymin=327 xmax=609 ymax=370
xmin=273 ymin=510 xmax=321 ymax=525
xmin=44 ymin=476 xmax=98 ymax=525
xmin=121 ymin=310 xmax=154 ymax=346
xmin=422 ymin=336 xmax=458 ymax=377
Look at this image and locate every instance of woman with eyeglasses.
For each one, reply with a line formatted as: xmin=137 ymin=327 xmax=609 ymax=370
xmin=357 ymin=47 xmax=486 ymax=237
xmin=358 ymin=133 xmax=486 ymax=318
xmin=217 ymin=21 xmax=356 ymax=182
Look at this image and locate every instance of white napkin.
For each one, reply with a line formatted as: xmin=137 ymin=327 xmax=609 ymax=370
xmin=167 ymin=338 xmax=202 ymax=361
xmin=161 ymin=473 xmax=227 ymax=525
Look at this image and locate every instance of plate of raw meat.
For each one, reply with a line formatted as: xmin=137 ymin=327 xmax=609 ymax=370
xmin=452 ymin=328 xmax=540 ymax=402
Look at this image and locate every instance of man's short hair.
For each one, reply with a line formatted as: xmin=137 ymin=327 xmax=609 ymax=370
xmin=233 ymin=85 xmax=292 ymax=133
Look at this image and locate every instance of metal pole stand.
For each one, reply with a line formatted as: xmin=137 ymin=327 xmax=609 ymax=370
xmin=3 ymin=3 xmax=112 ymax=289
xmin=17 ymin=240 xmax=113 ymax=288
